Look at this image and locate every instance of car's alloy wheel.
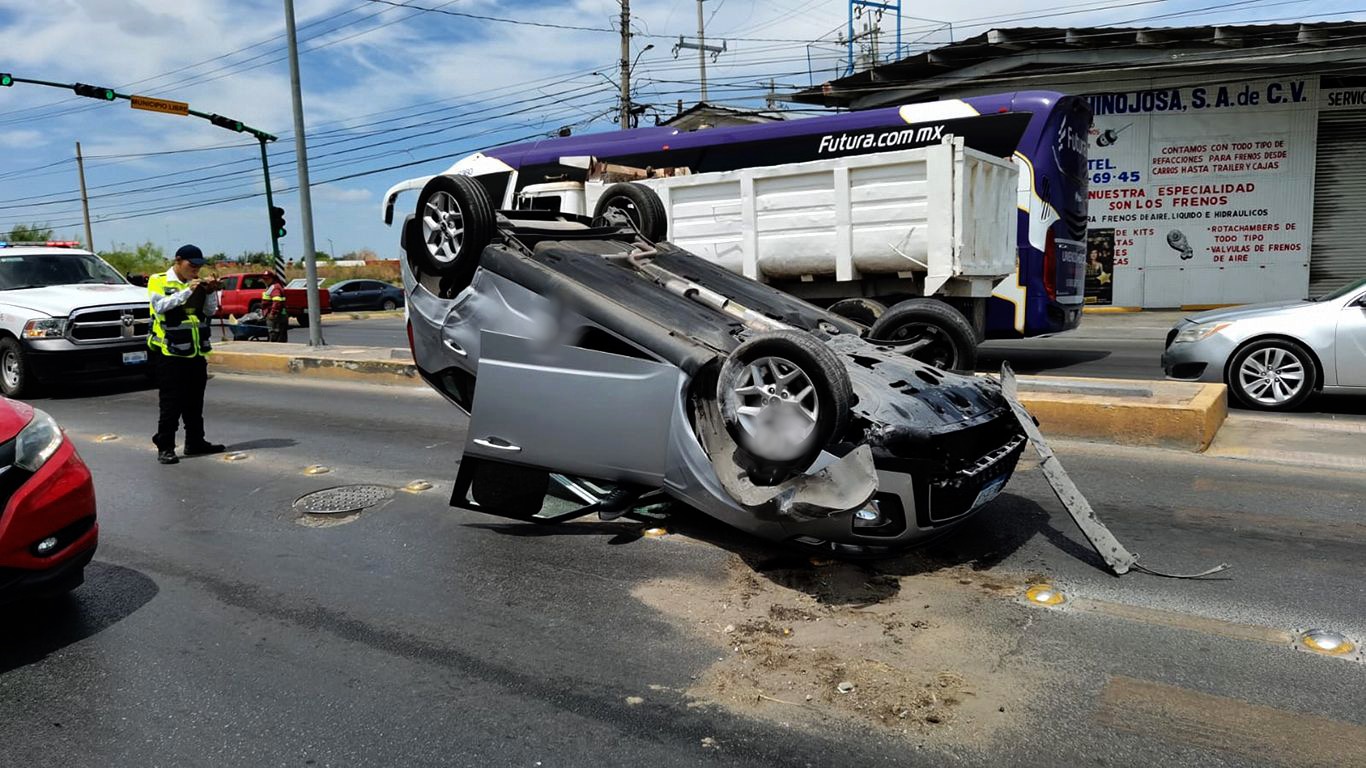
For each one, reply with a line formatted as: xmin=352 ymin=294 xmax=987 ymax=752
xmin=382 ymin=299 xmax=398 ymax=311
xmin=1236 ymin=345 xmax=1308 ymax=407
xmin=717 ymin=330 xmax=852 ymax=484
xmin=422 ymin=190 xmax=465 ymax=265
xmin=407 ymin=175 xmax=495 ymax=293
xmin=728 ymin=355 xmax=822 ymax=463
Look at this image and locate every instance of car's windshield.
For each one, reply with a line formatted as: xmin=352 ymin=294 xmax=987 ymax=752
xmin=1314 ymin=277 xmax=1366 ymax=302
xmin=0 ymin=252 xmax=127 ymax=290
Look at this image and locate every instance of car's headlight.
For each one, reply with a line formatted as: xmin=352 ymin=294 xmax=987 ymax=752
xmin=1174 ymin=322 xmax=1230 ymax=344
xmin=15 ymin=409 xmax=63 ymax=472
xmin=22 ymin=318 xmax=67 ymax=339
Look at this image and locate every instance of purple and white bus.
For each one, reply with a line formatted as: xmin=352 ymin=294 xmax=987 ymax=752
xmin=384 ymin=91 xmax=1091 ymax=357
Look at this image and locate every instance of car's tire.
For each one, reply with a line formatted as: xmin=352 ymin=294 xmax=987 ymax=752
xmin=1226 ymin=338 xmax=1317 ymax=411
xmin=867 ymin=298 xmax=978 ymax=372
xmin=412 ymin=175 xmax=496 ymax=286
xmin=717 ymin=330 xmax=853 ymax=484
xmin=381 ymin=298 xmax=398 ymax=311
xmin=0 ymin=337 xmax=32 ymax=398
xmin=593 ymin=183 xmax=668 ymax=241
xmin=827 ymin=297 xmax=887 ymax=327
xmin=295 ymin=312 xmax=309 ymax=328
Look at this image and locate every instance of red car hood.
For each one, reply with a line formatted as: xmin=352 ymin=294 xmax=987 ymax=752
xmin=0 ymin=399 xmax=34 ymax=441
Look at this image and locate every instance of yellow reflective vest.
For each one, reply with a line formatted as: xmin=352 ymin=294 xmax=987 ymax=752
xmin=148 ymin=272 xmax=212 ymax=358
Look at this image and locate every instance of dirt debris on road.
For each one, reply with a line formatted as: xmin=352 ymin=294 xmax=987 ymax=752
xmin=634 ymin=553 xmax=1053 ymax=744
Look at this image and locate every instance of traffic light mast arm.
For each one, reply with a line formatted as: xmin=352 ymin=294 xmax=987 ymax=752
xmin=0 ymin=74 xmax=276 ymax=141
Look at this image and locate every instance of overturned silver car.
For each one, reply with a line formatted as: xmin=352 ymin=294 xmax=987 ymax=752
xmin=393 ymin=176 xmax=1025 ymax=553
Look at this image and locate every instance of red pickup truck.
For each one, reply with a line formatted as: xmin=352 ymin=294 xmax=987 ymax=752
xmin=215 ymin=273 xmax=331 ymax=326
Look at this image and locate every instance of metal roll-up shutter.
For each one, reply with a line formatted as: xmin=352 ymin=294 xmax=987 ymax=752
xmin=1310 ymin=111 xmax=1366 ymax=296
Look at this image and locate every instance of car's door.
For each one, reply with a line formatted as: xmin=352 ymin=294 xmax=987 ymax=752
xmin=462 ymin=331 xmax=683 ymax=486
xmin=330 ymin=283 xmax=354 ymax=310
xmin=354 ymin=281 xmax=385 ymax=309
xmin=1336 ymin=290 xmax=1366 ymax=387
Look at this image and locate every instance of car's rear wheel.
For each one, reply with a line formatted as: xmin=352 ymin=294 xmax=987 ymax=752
xmin=381 ymin=298 xmax=398 ymax=311
xmin=593 ymin=183 xmax=668 ymax=241
xmin=412 ymin=175 xmax=496 ymax=287
xmin=717 ymin=331 xmax=852 ymax=484
xmin=1227 ymin=338 xmax=1316 ymax=411
xmin=0 ymin=337 xmax=31 ymax=398
xmin=868 ymin=298 xmax=977 ymax=372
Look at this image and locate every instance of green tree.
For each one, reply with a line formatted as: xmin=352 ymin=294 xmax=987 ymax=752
xmin=99 ymin=241 xmax=167 ymax=276
xmin=5 ymin=224 xmax=54 ymax=242
xmin=239 ymin=250 xmax=272 ymax=266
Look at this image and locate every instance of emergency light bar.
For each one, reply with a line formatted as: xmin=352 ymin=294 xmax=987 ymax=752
xmin=0 ymin=241 xmax=83 ymax=248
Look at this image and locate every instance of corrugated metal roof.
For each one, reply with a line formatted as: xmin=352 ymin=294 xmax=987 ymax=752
xmin=793 ymin=22 xmax=1366 ymax=107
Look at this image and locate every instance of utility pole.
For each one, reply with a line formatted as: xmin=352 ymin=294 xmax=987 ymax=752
xmin=619 ymin=0 xmax=631 ymax=130
xmin=695 ymin=0 xmax=707 ymax=102
xmin=283 ymin=0 xmax=323 ymax=346
xmin=673 ymin=1 xmax=726 ymax=105
xmin=74 ymin=142 xmax=94 ymax=251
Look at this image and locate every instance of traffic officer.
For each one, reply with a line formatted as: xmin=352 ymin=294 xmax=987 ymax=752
xmin=148 ymin=244 xmax=226 ymax=465
xmin=262 ymin=272 xmax=289 ymax=343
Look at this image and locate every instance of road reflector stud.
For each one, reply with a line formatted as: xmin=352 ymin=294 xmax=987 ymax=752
xmin=1026 ymin=584 xmax=1067 ymax=606
xmin=223 ymin=452 xmax=248 ymax=462
xmin=1299 ymin=629 xmax=1355 ymax=656
xmin=304 ymin=465 xmax=331 ymax=475
xmin=95 ymin=434 xmax=119 ymax=442
xmin=403 ymin=480 xmax=433 ymax=493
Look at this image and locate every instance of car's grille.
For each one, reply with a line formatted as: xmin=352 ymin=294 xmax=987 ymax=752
xmin=67 ymin=304 xmax=151 ymax=344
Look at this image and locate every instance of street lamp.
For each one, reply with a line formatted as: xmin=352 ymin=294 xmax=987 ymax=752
xmin=326 ymin=238 xmax=335 ymax=260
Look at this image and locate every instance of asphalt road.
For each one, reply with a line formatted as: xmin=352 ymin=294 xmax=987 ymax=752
xmin=3 ymin=374 xmax=1363 ymax=767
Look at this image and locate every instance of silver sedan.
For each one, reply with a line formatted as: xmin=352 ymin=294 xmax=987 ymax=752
xmin=1161 ymin=277 xmax=1366 ymax=410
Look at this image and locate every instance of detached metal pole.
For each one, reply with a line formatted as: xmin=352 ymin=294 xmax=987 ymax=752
xmin=75 ymin=142 xmax=94 ymax=251
xmin=283 ymin=0 xmax=322 ymax=346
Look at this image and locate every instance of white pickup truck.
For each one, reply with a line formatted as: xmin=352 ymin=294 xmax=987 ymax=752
xmin=0 ymin=242 xmax=151 ymax=397
xmin=387 ymin=139 xmax=1017 ymax=371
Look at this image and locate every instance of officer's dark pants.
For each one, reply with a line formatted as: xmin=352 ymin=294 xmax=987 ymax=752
xmin=267 ymin=310 xmax=289 ymax=343
xmin=150 ymin=348 xmax=209 ymax=451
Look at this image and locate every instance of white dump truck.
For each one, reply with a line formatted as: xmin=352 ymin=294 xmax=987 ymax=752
xmin=385 ymin=138 xmax=1018 ymax=371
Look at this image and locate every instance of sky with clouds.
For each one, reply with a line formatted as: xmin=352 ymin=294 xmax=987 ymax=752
xmin=0 ymin=0 xmax=1358 ymax=261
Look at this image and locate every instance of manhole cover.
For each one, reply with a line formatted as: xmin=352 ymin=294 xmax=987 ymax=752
xmin=294 ymin=485 xmax=395 ymax=516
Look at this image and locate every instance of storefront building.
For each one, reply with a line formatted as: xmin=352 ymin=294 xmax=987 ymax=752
xmin=795 ymin=24 xmax=1366 ymax=308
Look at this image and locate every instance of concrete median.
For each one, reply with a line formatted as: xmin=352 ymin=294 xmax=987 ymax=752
xmin=1010 ymin=374 xmax=1227 ymax=452
xmin=209 ymin=342 xmax=1229 ymax=451
xmin=210 ymin=341 xmax=417 ymax=387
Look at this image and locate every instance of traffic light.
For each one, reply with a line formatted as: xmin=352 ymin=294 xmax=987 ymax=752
xmin=209 ymin=113 xmax=244 ymax=132
xmin=270 ymin=206 xmax=287 ymax=239
xmin=72 ymin=83 xmax=115 ymax=100
xmin=0 ymin=74 xmax=12 ymax=88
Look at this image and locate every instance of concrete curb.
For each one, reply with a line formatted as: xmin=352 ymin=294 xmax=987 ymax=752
xmin=209 ymin=344 xmax=1229 ymax=452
